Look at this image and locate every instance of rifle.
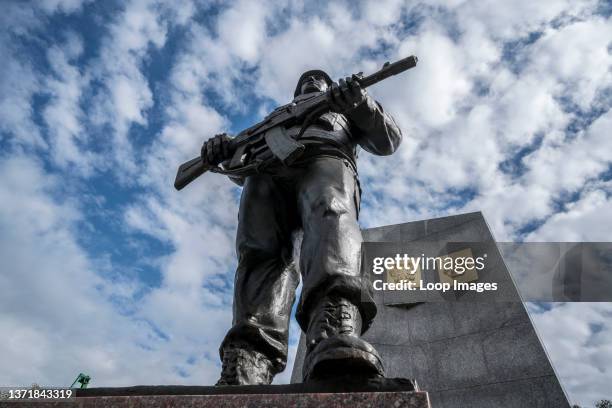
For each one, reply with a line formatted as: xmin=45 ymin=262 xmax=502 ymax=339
xmin=174 ymin=55 xmax=418 ymax=190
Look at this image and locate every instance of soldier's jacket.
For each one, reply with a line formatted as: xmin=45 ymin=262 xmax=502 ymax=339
xmin=229 ymin=92 xmax=402 ymax=186
xmin=285 ymin=92 xmax=403 ymax=165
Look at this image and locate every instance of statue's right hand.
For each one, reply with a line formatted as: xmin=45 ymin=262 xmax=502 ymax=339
xmin=201 ymin=133 xmax=232 ymax=166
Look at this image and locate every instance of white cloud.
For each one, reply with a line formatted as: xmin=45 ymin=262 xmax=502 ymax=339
xmin=529 ymin=303 xmax=612 ymax=406
xmin=361 ymin=0 xmax=405 ymax=26
xmin=43 ymin=33 xmax=101 ymax=175
xmin=527 ymin=188 xmax=612 ymax=242
xmin=0 ymin=155 xmax=151 ymax=386
xmin=217 ymin=0 xmax=268 ymax=64
xmin=90 ymin=0 xmax=168 ymax=177
xmin=0 ymin=0 xmax=235 ymax=388
xmin=393 ymin=28 xmax=473 ymax=128
xmin=256 ymin=5 xmax=385 ymax=103
xmin=0 ymin=150 xmax=236 ymax=387
xmin=0 ymin=5 xmax=46 ymax=149
xmin=525 ymin=111 xmax=612 ymax=197
xmin=0 ymin=52 xmax=45 ymax=149
xmin=527 ymin=17 xmax=612 ymax=109
xmin=453 ymin=0 xmax=598 ymax=40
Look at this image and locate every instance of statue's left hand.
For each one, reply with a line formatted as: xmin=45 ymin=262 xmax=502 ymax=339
xmin=201 ymin=133 xmax=232 ymax=166
xmin=328 ymin=75 xmax=367 ymax=114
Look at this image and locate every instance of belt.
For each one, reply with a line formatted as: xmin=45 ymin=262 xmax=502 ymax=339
xmin=294 ymin=142 xmax=358 ymax=175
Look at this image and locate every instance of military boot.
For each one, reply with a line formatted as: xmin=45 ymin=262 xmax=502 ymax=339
xmin=216 ymin=342 xmax=276 ymax=385
xmin=302 ymin=295 xmax=384 ymax=381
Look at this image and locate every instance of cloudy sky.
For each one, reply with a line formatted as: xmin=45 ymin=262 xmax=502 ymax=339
xmin=0 ymin=0 xmax=610 ymax=405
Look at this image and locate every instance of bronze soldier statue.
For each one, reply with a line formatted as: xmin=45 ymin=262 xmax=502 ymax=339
xmin=199 ymin=68 xmax=405 ymax=385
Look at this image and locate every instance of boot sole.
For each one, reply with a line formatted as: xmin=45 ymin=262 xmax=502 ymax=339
xmin=303 ymin=336 xmax=385 ymax=381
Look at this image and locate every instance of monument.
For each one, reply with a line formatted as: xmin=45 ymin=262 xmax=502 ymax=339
xmin=177 ymin=56 xmax=428 ymax=406
xmin=59 ymin=57 xmax=430 ymax=408
xmin=187 ymin=56 xmax=419 ymax=388
xmin=64 ymin=56 xmax=571 ymax=408
xmin=69 ymin=56 xmax=571 ymax=408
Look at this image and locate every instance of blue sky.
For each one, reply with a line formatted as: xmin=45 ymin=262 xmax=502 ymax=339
xmin=0 ymin=0 xmax=611 ymax=405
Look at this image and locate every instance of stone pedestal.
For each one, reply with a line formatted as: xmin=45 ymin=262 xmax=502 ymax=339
xmin=49 ymin=391 xmax=430 ymax=407
xmin=15 ymin=383 xmax=430 ymax=408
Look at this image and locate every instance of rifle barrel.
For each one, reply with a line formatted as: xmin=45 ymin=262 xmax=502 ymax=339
xmin=359 ymin=55 xmax=418 ymax=88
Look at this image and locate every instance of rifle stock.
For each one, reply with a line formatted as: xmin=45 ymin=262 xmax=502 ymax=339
xmin=174 ymin=142 xmax=238 ymax=190
xmin=174 ymin=157 xmax=208 ymax=191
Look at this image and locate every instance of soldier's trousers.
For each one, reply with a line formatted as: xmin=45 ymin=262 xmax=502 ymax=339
xmin=219 ymin=156 xmax=377 ymax=372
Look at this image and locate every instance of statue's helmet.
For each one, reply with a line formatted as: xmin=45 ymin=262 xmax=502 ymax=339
xmin=294 ymin=69 xmax=333 ymax=97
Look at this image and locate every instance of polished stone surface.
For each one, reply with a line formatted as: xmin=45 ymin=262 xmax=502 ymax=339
xmin=73 ymin=377 xmax=418 ymax=397
xmin=291 ymin=212 xmax=571 ymax=408
xmin=28 ymin=391 xmax=430 ymax=408
xmin=3 ymin=380 xmax=430 ymax=408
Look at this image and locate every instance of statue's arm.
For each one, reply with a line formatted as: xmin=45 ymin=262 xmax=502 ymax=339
xmin=346 ymin=96 xmax=402 ymax=156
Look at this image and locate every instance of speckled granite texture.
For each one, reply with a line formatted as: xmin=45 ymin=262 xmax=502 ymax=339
xmin=14 ymin=391 xmax=430 ymax=408
xmin=291 ymin=212 xmax=571 ymax=408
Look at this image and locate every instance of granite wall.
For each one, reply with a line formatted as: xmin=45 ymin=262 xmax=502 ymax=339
xmin=290 ymin=212 xmax=570 ymax=408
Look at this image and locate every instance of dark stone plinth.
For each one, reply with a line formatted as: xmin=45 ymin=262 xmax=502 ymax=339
xmin=28 ymin=391 xmax=430 ymax=408
xmin=75 ymin=377 xmax=418 ymax=397
xmin=6 ymin=380 xmax=430 ymax=408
